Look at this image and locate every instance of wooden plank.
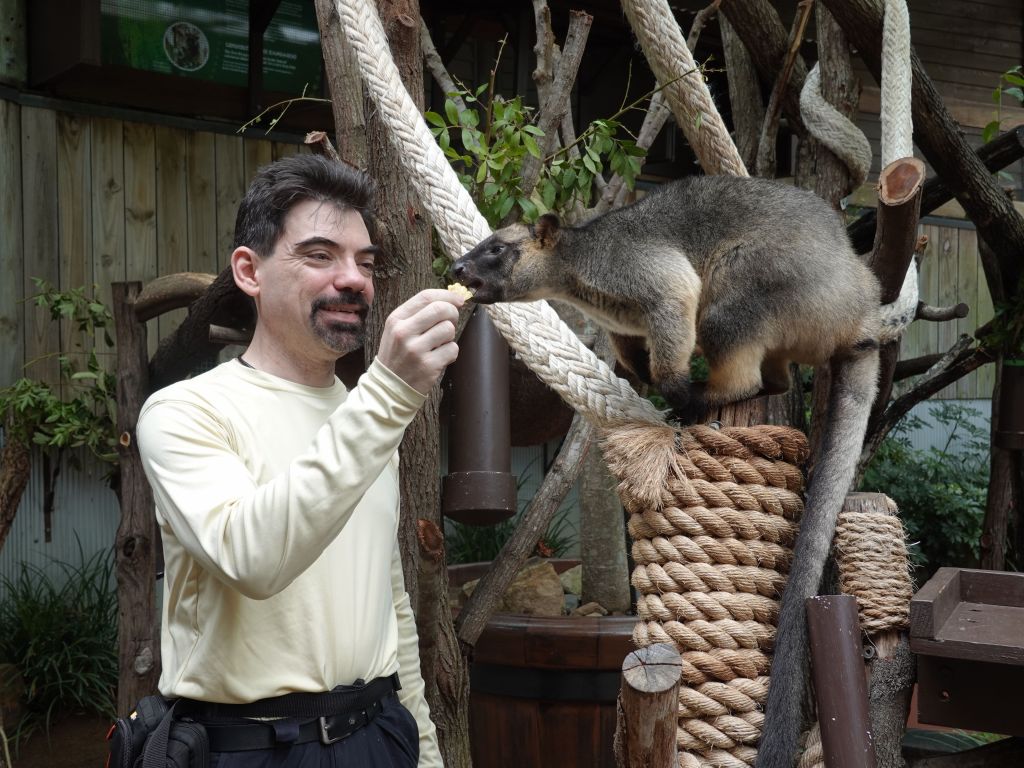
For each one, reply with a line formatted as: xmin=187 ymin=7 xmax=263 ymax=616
xmin=0 ymin=98 xmax=23 ymax=388
xmin=961 ymin=568 xmax=1024 ymax=608
xmin=934 ymin=226 xmax=959 ymax=398
xmin=974 ymin=243 xmax=996 ymax=398
xmin=56 ymin=112 xmax=92 ymax=396
xmin=155 ymin=125 xmax=189 ymax=342
xmin=186 ymin=131 xmax=218 ymax=275
xmin=272 ymin=140 xmax=301 ymax=160
xmin=916 ymin=655 xmax=1024 ymax=736
xmin=20 ymin=106 xmax=60 ymax=390
xmin=909 ymin=26 xmax=1023 ymax=58
xmin=909 ymin=10 xmax=1022 ymax=42
xmin=913 ymin=44 xmax=1020 ymax=83
xmin=214 ymin=133 xmax=245 ymax=264
xmin=956 ymin=228 xmax=980 ymax=398
xmin=123 ymin=121 xmax=158 ymax=358
xmin=243 ymin=137 xmax=273 ymax=183
xmin=91 ymin=117 xmax=126 ymax=370
xmin=910 ymin=567 xmax=962 ymax=640
xmin=909 ymin=0 xmax=1024 ymax=24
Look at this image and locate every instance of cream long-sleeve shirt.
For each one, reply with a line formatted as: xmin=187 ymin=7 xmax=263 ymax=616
xmin=136 ymin=357 xmax=441 ymax=767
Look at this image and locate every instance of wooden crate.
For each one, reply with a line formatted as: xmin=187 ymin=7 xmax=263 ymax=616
xmin=910 ymin=567 xmax=1024 ymax=736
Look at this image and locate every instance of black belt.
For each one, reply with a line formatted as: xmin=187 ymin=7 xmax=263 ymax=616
xmin=180 ymin=674 xmax=400 ymax=753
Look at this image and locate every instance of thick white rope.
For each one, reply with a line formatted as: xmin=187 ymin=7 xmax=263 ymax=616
xmin=620 ymin=0 xmax=748 ymax=177
xmin=881 ymin=0 xmax=914 ymax=165
xmin=336 ymin=0 xmax=663 ymax=427
xmin=799 ymin=63 xmax=872 ymax=189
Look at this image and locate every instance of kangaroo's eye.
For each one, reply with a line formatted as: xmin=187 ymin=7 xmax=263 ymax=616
xmin=489 ymin=243 xmax=505 ymax=256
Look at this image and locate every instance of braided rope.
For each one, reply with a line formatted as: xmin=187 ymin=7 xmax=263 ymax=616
xmin=799 ymin=63 xmax=872 ymax=189
xmin=336 ymin=0 xmax=663 ymax=428
xmin=796 ymin=724 xmax=825 ymax=768
xmin=881 ymin=0 xmax=914 ymax=166
xmin=620 ymin=0 xmax=748 ymax=177
xmin=603 ymin=424 xmax=809 ymax=766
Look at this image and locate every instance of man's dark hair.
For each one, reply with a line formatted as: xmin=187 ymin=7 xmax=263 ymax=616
xmin=232 ymin=154 xmax=376 ymax=257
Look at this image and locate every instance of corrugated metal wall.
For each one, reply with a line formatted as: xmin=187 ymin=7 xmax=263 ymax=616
xmin=0 ymin=439 xmax=120 ymax=589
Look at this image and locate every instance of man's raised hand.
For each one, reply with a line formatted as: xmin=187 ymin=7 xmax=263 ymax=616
xmin=376 ymin=289 xmax=465 ymax=394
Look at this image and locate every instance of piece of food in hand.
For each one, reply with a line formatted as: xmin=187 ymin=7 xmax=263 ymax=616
xmin=446 ymin=282 xmax=474 ymax=301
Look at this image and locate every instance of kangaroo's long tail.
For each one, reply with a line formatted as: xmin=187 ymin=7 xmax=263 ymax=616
xmin=755 ymin=345 xmax=880 ymax=768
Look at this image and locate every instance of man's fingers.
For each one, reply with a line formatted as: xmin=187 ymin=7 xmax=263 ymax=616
xmin=388 ymin=289 xmax=464 ymax=322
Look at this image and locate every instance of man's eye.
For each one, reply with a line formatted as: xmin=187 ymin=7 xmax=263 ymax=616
xmin=309 ymin=252 xmax=330 ymax=261
xmin=359 ymin=262 xmax=376 ymax=274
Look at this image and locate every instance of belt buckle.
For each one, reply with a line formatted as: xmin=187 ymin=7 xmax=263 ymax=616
xmin=318 ymin=711 xmax=362 ymax=745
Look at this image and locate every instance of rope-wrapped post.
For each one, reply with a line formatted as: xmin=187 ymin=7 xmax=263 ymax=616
xmin=602 ymin=423 xmax=809 ymax=767
xmin=835 ymin=493 xmax=915 ymax=768
xmin=614 ymin=643 xmax=683 ymax=768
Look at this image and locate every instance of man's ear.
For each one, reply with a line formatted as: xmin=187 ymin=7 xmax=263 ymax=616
xmin=231 ymin=247 xmax=261 ymax=299
xmin=534 ymin=213 xmax=561 ymax=249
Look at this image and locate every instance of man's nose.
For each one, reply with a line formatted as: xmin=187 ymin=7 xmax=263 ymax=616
xmin=331 ymin=258 xmax=369 ymax=291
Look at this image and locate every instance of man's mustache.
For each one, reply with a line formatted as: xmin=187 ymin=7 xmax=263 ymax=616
xmin=311 ymin=291 xmax=369 ymax=316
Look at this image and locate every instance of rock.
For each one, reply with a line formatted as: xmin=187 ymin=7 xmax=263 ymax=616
xmin=559 ymin=564 xmax=582 ymax=596
xmin=572 ymin=601 xmax=609 ymax=617
xmin=499 ymin=559 xmax=565 ymax=616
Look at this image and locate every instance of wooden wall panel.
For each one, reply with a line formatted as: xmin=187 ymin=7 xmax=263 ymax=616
xmin=186 ymin=131 xmax=218 ymax=275
xmin=20 ymin=106 xmax=60 ymax=390
xmin=214 ymin=134 xmax=245 ymax=264
xmin=56 ymin=113 xmax=92 ymax=396
xmin=123 ymin=122 xmax=158 ymax=357
xmin=91 ymin=118 xmax=126 ymax=366
xmin=0 ymin=99 xmax=23 ymax=387
xmin=243 ymin=138 xmax=273 ymax=184
xmin=155 ymin=126 xmax=189 ymax=341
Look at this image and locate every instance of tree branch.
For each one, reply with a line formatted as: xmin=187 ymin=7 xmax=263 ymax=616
xmin=916 ymin=301 xmax=969 ymax=323
xmin=686 ymin=0 xmax=722 ymax=51
xmin=847 ymin=126 xmax=1024 ymax=254
xmin=859 ymin=337 xmax=994 ymax=475
xmin=455 ymin=413 xmax=595 ymax=647
xmin=755 ymin=0 xmax=815 ymax=178
xmin=508 ymin=10 xmax=593 ymax=222
xmin=420 ymin=18 xmax=467 ymax=113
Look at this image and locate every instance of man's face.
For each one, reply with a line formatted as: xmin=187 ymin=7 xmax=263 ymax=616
xmin=253 ymin=199 xmax=378 ymax=362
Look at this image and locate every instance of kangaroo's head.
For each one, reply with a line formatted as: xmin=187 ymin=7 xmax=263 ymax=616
xmin=450 ymin=214 xmax=563 ymax=304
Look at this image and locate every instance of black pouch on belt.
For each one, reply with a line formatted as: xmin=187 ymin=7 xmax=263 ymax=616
xmin=105 ymin=695 xmax=209 ymax=768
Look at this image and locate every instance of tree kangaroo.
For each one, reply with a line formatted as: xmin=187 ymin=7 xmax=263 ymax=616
xmin=451 ymin=174 xmax=881 ymax=768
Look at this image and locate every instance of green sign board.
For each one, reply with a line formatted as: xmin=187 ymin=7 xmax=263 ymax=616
xmin=100 ymin=0 xmax=322 ymax=93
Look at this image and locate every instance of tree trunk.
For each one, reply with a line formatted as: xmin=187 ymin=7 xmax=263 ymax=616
xmin=112 ymin=282 xmax=161 ymax=715
xmin=719 ymin=15 xmax=762 ymax=171
xmin=580 ymin=446 xmax=631 ymax=613
xmin=313 ymin=0 xmax=368 ymax=166
xmin=981 ymin=358 xmax=1022 ymax=570
xmin=0 ymin=421 xmax=29 ymax=554
xmin=358 ymin=2 xmax=472 ymax=765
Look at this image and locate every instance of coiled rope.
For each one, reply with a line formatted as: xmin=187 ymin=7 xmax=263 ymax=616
xmin=603 ymin=424 xmax=808 ymax=767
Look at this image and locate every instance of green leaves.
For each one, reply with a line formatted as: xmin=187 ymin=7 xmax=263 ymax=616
xmin=1 ymin=282 xmax=118 ymax=464
xmin=983 ymin=66 xmax=1024 ymax=143
xmin=424 ymin=79 xmax=649 ymax=277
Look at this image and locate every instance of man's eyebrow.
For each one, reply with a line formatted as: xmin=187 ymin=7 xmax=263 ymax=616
xmin=292 ymin=236 xmax=382 ymax=257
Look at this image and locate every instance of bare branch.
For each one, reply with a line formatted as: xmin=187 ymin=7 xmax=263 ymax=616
xmin=508 ymin=10 xmax=593 ymax=223
xmin=455 ymin=413 xmax=595 ymax=646
xmin=859 ymin=337 xmax=994 ymax=473
xmin=755 ymin=0 xmax=815 ymax=178
xmin=420 ymin=19 xmax=467 ymax=113
xmin=916 ymin=301 xmax=970 ymax=323
xmin=304 ymin=130 xmax=343 ymax=165
xmin=687 ymin=0 xmax=723 ymax=50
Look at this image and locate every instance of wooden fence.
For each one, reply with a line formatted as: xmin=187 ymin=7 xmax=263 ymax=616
xmin=0 ymin=98 xmax=311 ymax=395
xmin=0 ymin=98 xmax=995 ymax=400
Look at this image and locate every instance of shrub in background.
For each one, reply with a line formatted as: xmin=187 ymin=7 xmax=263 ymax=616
xmin=0 ymin=546 xmax=117 ymax=740
xmin=859 ymin=402 xmax=993 ymax=584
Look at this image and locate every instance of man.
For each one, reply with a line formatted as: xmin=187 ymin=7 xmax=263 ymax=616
xmin=136 ymin=154 xmax=463 ymax=766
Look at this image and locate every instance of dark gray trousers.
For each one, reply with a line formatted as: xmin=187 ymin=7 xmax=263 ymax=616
xmin=208 ymin=693 xmax=419 ymax=767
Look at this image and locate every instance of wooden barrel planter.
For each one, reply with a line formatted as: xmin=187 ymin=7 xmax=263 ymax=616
xmin=450 ymin=561 xmax=636 ymax=768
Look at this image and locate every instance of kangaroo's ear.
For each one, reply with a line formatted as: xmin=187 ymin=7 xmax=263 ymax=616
xmin=533 ymin=213 xmax=561 ymax=249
